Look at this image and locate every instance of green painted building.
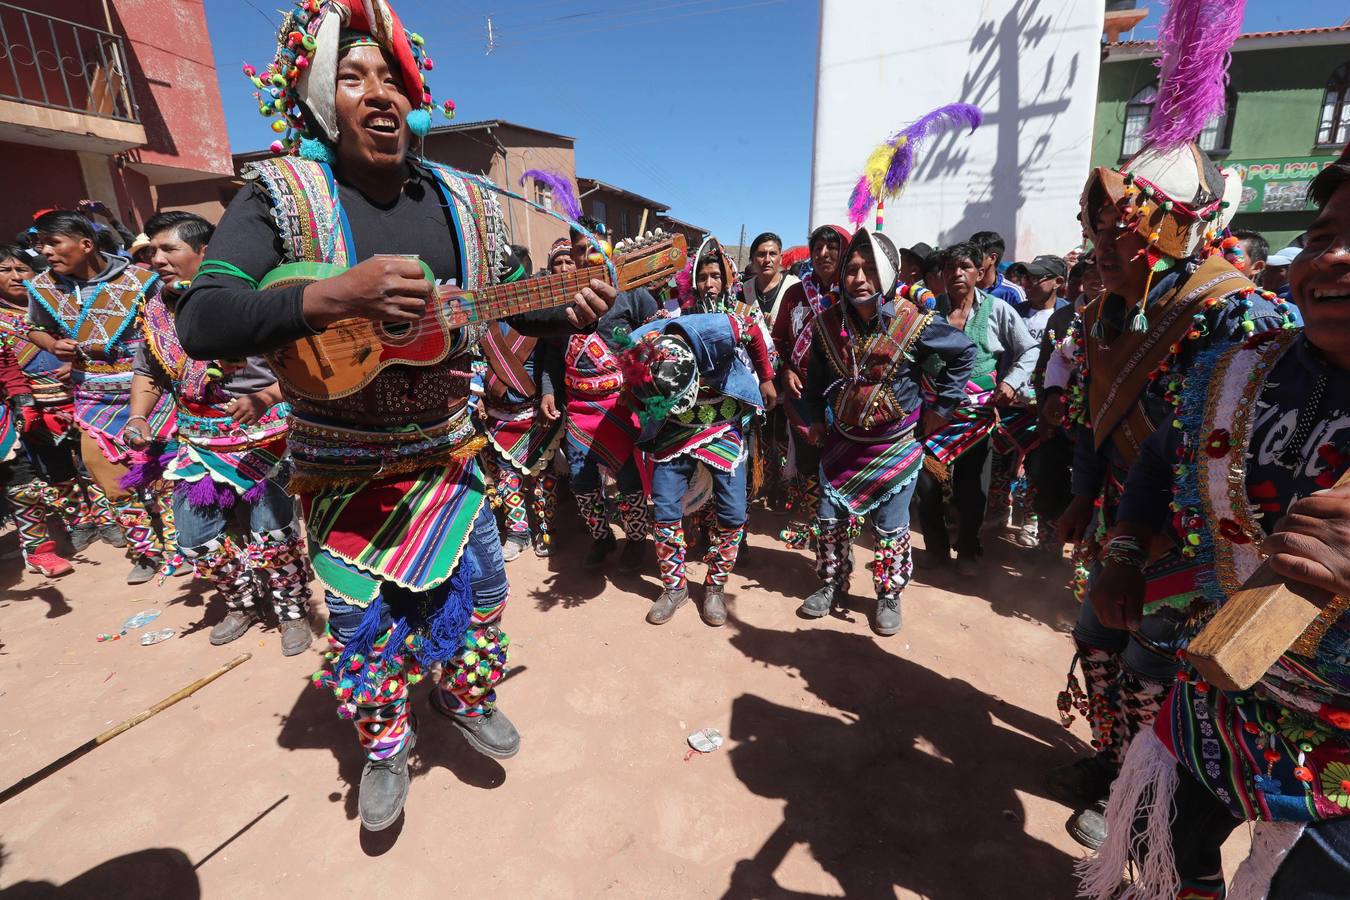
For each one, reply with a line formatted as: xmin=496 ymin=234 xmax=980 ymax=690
xmin=1094 ymin=24 xmax=1350 ymax=249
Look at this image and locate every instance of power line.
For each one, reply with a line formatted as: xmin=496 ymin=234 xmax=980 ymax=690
xmin=491 ymin=0 xmax=737 ymax=39
xmin=490 ymin=0 xmax=786 ymax=52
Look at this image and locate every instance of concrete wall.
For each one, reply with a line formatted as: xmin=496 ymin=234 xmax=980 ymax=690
xmin=812 ymin=0 xmax=1105 ymax=260
xmin=1094 ymin=41 xmax=1350 ymax=247
xmin=0 ymin=142 xmax=87 ymax=239
xmin=110 ymin=0 xmax=233 ymax=179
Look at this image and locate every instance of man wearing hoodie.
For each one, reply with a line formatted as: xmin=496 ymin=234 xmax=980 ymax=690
xmin=25 ymin=210 xmax=180 ymax=585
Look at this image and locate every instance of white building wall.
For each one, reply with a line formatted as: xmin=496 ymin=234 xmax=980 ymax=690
xmin=811 ymin=0 xmax=1105 ymax=260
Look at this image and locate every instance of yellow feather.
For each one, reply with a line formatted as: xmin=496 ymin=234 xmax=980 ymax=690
xmin=863 ymin=136 xmax=908 ymax=197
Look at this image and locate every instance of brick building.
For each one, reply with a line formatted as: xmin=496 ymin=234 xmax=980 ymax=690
xmin=0 ymin=0 xmax=233 ymax=239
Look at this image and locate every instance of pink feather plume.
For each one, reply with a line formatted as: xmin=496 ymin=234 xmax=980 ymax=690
xmin=1143 ymin=0 xmax=1246 ymax=152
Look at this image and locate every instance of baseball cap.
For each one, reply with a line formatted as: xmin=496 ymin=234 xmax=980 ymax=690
xmin=1267 ymin=246 xmax=1300 ymax=266
xmin=1022 ymin=254 xmax=1067 ymax=279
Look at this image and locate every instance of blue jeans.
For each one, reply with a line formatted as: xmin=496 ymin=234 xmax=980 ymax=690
xmin=651 ymin=455 xmax=747 ymax=525
xmin=567 ymin=446 xmax=643 ymax=495
xmin=816 ymin=472 xmax=916 ymax=533
xmin=1072 ymin=579 xmax=1186 ymax=682
xmin=172 ymin=479 xmax=296 ymax=551
xmin=324 ymin=501 xmax=509 ymax=644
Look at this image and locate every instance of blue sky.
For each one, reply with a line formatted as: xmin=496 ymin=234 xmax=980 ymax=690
xmin=203 ymin=0 xmax=1348 ymax=247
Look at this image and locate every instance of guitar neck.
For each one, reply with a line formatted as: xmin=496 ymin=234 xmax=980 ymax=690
xmin=440 ymin=269 xmax=604 ymax=327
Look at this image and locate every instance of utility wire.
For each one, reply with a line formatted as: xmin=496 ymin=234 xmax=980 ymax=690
xmin=490 ymin=0 xmax=786 ymax=51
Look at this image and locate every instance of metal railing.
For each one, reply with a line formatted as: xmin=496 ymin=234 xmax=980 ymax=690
xmin=0 ymin=3 xmax=139 ymax=123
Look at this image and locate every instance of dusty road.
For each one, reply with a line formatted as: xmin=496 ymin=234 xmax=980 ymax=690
xmin=0 ymin=504 xmax=1245 ymax=898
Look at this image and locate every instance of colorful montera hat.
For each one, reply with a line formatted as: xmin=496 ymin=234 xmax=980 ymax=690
xmin=243 ymin=0 xmax=454 ymax=155
xmin=1080 ymin=0 xmax=1246 ymax=261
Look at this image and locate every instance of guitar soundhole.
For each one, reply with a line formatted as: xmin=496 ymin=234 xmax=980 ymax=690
xmin=380 ymin=321 xmax=417 ymax=345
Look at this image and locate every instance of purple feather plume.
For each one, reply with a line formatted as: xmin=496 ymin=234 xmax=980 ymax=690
xmin=519 ymin=169 xmax=582 ymax=221
xmin=1143 ymin=0 xmax=1245 ymax=152
xmin=847 ymin=102 xmax=983 ymax=226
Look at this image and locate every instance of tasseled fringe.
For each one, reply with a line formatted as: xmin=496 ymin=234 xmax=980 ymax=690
xmin=922 ymin=453 xmax=949 ymax=482
xmin=1127 ymin=310 xmax=1149 ymax=333
xmin=1227 ymin=821 xmax=1306 ymax=900
xmin=240 ymin=479 xmax=269 ymax=505
xmin=1076 ymin=729 xmax=1180 ymax=900
xmin=330 ymin=596 xmax=390 ymax=695
xmin=1090 ymin=317 xmax=1107 ymax=341
xmin=178 ymin=476 xmax=239 ymax=511
xmin=415 ymin=554 xmax=476 ymax=665
xmin=118 ymin=448 xmax=174 ymax=492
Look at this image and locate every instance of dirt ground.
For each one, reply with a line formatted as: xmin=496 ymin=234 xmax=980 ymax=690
xmin=0 ymin=503 xmax=1249 ymax=899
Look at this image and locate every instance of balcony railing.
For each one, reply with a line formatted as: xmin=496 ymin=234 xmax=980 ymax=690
xmin=0 ymin=3 xmax=139 ymax=123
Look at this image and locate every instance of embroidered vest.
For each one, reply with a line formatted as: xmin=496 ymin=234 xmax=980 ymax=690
xmin=26 ymin=265 xmax=158 ymax=365
xmin=816 ymin=301 xmax=931 ymax=433
xmin=245 ymin=156 xmax=504 ymax=428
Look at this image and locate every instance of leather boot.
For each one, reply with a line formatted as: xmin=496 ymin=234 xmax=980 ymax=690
xmin=701 ymin=588 xmax=727 ymax=627
xmin=799 ymin=518 xmax=851 ymax=618
xmin=448 ymin=707 xmax=520 ymax=759
xmin=646 ymin=585 xmax=689 ymax=625
xmin=359 ymin=728 xmax=416 ymax=831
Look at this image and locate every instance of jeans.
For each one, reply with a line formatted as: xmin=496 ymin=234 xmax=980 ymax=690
xmin=651 ymin=455 xmax=747 ymax=525
xmin=325 ymin=501 xmax=509 ymax=644
xmin=1027 ymin=429 xmax=1074 ymax=523
xmin=817 ymin=471 xmax=916 ymax=533
xmin=1162 ymin=765 xmax=1350 ymax=896
xmin=1072 ymin=584 xmax=1187 ymax=682
xmin=568 ymin=449 xmax=643 ymax=495
xmin=915 ymin=435 xmax=991 ymax=557
xmin=171 ymin=478 xmax=296 ymax=551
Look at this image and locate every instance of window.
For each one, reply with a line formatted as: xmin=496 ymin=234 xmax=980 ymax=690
xmin=621 ymin=209 xmax=633 ymax=237
xmin=1121 ymin=83 xmax=1234 ymax=157
xmin=534 ymin=180 xmax=553 ymax=211
xmin=1121 ymin=85 xmax=1156 ymax=157
xmin=1197 ymin=89 xmax=1235 ymax=154
xmin=1318 ymin=63 xmax=1350 ymax=148
xmin=592 ymin=199 xmax=607 ymax=227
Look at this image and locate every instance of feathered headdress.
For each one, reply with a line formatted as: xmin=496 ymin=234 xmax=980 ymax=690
xmin=519 ymin=169 xmax=582 ymax=221
xmin=1143 ymin=0 xmax=1245 ymax=153
xmin=846 ymin=103 xmax=984 ymax=228
xmin=1079 ymin=0 xmax=1247 ymax=323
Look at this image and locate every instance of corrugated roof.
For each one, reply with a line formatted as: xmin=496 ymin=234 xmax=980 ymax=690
xmin=577 ymin=177 xmax=670 ymax=213
xmin=427 ymin=118 xmax=576 ymax=143
xmin=1111 ymin=23 xmax=1350 ymax=52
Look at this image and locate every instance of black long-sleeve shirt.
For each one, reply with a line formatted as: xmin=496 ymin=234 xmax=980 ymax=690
xmin=176 ymin=160 xmax=580 ymax=362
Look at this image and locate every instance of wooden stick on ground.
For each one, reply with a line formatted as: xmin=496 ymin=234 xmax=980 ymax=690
xmin=0 ymin=652 xmax=252 ymax=805
xmin=1187 ymin=469 xmax=1350 ymax=691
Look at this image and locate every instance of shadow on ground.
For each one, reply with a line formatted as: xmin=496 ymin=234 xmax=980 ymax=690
xmin=0 ymin=846 xmax=199 ymax=899
xmin=275 ymin=678 xmax=506 ymax=845
xmin=722 ymin=619 xmax=1087 ymax=899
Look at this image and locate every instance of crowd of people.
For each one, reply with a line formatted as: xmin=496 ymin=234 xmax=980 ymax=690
xmin=4 ymin=0 xmax=1350 ymax=894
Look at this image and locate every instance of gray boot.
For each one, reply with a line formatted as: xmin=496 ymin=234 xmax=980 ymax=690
xmin=646 ymin=586 xmax=689 ymax=625
xmin=448 ymin=707 xmax=520 ymax=759
xmin=701 ymin=588 xmax=728 ymax=627
xmin=874 ymin=594 xmax=902 ymax=636
xmin=359 ymin=729 xmax=416 ymax=832
xmin=798 ymin=583 xmax=840 ymax=618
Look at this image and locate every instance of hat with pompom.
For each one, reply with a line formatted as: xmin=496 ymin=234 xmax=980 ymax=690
xmin=244 ymin=0 xmax=455 ymax=156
